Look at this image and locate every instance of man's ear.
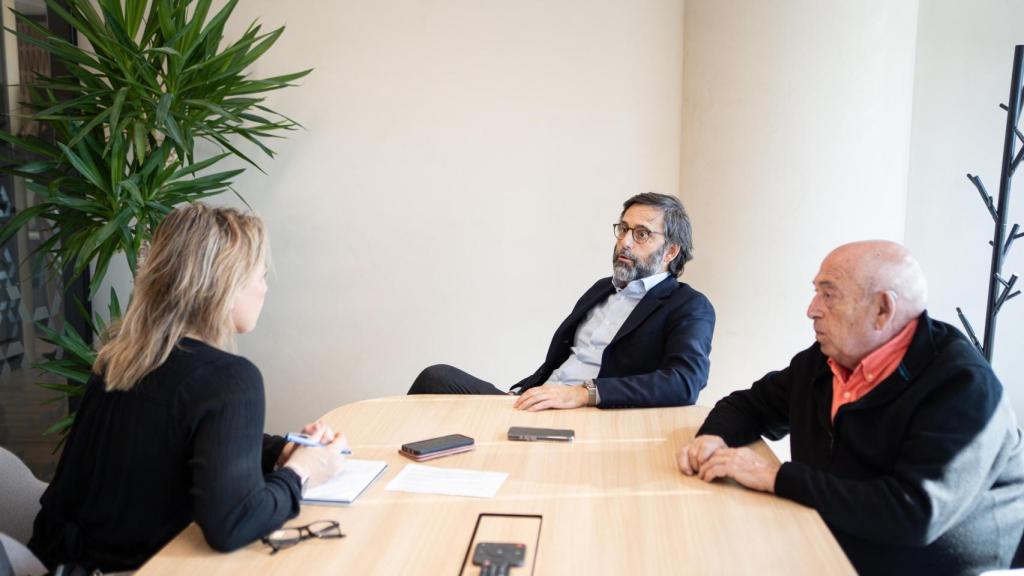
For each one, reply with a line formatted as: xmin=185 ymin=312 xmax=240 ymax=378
xmin=875 ymin=291 xmax=897 ymax=330
xmin=664 ymin=243 xmax=680 ymax=266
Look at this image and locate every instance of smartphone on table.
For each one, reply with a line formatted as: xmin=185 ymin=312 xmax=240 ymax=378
xmin=507 ymin=426 xmax=574 ymax=442
xmin=399 ymin=434 xmax=475 ymax=461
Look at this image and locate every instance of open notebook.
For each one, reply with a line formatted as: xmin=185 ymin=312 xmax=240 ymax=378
xmin=301 ymin=459 xmax=388 ymax=505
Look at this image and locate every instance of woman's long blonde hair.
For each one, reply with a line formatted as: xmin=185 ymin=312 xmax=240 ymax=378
xmin=94 ymin=202 xmax=268 ymax=391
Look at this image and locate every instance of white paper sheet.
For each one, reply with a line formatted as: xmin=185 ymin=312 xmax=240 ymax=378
xmin=384 ymin=463 xmax=508 ymax=498
xmin=302 ymin=459 xmax=388 ymax=505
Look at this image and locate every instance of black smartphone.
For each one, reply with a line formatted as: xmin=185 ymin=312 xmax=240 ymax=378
xmin=400 ymin=434 xmax=475 ymax=461
xmin=508 ymin=426 xmax=574 ymax=442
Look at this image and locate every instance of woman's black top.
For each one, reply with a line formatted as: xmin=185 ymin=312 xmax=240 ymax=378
xmin=28 ymin=338 xmax=302 ymax=571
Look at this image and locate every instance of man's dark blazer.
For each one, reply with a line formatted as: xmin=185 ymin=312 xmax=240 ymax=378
xmin=510 ymin=275 xmax=715 ymax=408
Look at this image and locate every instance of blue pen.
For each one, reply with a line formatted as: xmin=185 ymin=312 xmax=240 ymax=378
xmin=286 ymin=432 xmax=352 ymax=455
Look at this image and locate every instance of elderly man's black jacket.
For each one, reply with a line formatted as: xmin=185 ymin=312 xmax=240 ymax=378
xmin=511 ymin=275 xmax=715 ymax=408
xmin=699 ymin=312 xmax=1024 ymax=575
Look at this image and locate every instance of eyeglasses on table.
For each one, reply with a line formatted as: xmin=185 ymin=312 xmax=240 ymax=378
xmin=261 ymin=520 xmax=345 ymax=555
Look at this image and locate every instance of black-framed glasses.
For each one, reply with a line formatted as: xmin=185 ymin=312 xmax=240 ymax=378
xmin=613 ymin=223 xmax=664 ymax=245
xmin=261 ymin=520 xmax=345 ymax=555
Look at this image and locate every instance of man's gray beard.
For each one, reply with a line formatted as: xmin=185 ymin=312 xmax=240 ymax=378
xmin=612 ymin=245 xmax=666 ymax=286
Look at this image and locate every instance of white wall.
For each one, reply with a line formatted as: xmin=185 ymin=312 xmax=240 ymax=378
xmin=905 ymin=0 xmax=1024 ymax=420
xmin=94 ymin=1 xmax=1024 ymax=436
xmin=679 ymin=0 xmax=920 ymax=416
xmin=211 ymin=0 xmax=686 ymax=431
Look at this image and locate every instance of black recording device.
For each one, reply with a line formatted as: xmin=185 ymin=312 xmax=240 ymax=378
xmin=472 ymin=542 xmax=526 ymax=576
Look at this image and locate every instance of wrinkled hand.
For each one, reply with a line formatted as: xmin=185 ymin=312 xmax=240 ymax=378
xmin=276 ymin=420 xmax=336 ymax=468
xmin=676 ymin=435 xmax=727 ymax=476
xmin=284 ymin=426 xmax=347 ymax=489
xmin=513 ymin=384 xmax=588 ymax=412
xmin=697 ymin=446 xmax=779 ymax=493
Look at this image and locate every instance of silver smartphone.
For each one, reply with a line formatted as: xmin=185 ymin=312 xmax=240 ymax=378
xmin=507 ymin=426 xmax=574 ymax=442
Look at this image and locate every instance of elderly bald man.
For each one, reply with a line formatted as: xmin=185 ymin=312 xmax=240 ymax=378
xmin=678 ymin=241 xmax=1024 ymax=575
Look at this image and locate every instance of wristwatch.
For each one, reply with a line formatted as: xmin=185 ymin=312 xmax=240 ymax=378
xmin=583 ymin=380 xmax=599 ymax=407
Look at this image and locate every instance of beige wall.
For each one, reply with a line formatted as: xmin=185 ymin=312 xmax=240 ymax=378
xmin=212 ymin=0 xmax=687 ymax=431
xmin=94 ymin=1 xmax=1024 ymax=436
xmin=906 ymin=0 xmax=1024 ymax=420
xmin=679 ymin=1 xmax=919 ymax=416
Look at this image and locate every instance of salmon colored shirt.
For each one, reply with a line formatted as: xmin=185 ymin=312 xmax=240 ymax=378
xmin=827 ymin=318 xmax=918 ymax=422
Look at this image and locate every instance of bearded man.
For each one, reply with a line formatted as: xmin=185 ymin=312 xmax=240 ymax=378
xmin=408 ymin=192 xmax=716 ymax=411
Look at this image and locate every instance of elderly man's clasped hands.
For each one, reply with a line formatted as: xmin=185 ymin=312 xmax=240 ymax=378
xmin=676 ymin=434 xmax=780 ymax=493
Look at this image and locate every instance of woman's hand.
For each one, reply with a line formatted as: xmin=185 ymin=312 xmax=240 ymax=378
xmin=283 ymin=426 xmax=347 ymax=489
xmin=276 ymin=420 xmax=336 ymax=468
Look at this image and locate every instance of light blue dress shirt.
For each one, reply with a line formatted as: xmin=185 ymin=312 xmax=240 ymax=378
xmin=548 ymin=272 xmax=671 ymax=387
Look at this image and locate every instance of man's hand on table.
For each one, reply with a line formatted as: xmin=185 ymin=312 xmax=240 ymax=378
xmin=677 ymin=435 xmax=779 ymax=493
xmin=513 ymin=384 xmax=588 ymax=411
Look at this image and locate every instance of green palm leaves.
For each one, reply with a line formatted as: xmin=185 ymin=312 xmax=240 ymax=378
xmin=0 ymin=0 xmax=309 ymax=437
xmin=0 ymin=0 xmax=309 ymax=292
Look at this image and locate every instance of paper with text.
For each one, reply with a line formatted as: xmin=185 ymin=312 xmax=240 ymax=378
xmin=385 ymin=463 xmax=508 ymax=498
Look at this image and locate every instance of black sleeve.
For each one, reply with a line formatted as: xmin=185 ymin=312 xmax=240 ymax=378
xmin=595 ymin=292 xmax=716 ymax=408
xmin=261 ymin=434 xmax=288 ymax=473
xmin=774 ymin=362 xmax=1011 ymax=546
xmin=697 ymin=354 xmax=800 ymax=446
xmin=188 ymin=358 xmax=302 ymax=552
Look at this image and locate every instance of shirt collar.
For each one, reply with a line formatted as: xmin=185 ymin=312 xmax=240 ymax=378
xmin=613 ymin=271 xmax=670 ymax=295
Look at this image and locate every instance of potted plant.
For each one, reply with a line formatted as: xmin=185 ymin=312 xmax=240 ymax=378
xmin=0 ymin=0 xmax=310 ymax=437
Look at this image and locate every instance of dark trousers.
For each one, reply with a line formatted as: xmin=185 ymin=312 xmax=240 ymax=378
xmin=408 ymin=364 xmax=509 ymax=395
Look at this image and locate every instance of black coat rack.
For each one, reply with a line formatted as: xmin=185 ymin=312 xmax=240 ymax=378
xmin=958 ymin=45 xmax=1024 ymax=362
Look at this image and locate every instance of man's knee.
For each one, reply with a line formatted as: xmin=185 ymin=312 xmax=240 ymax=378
xmin=408 ymin=364 xmax=454 ymax=394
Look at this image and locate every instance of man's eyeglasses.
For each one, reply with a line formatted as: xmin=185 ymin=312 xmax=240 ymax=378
xmin=613 ymin=223 xmax=664 ymax=245
xmin=262 ymin=520 xmax=345 ymax=555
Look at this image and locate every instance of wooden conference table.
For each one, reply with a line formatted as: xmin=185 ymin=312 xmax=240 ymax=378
xmin=138 ymin=395 xmax=855 ymax=575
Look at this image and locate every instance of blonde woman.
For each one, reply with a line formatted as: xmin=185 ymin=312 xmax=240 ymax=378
xmin=28 ymin=203 xmax=345 ymax=572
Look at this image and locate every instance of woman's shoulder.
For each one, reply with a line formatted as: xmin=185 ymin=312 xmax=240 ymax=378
xmin=164 ymin=338 xmax=263 ymax=392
